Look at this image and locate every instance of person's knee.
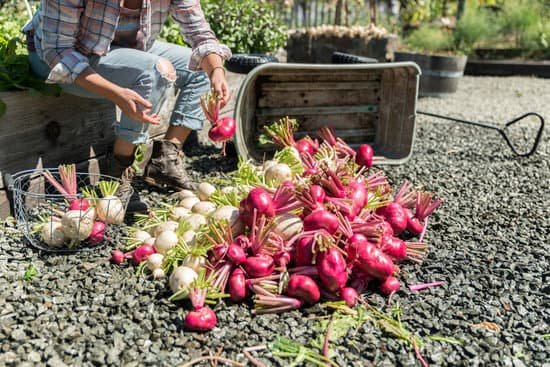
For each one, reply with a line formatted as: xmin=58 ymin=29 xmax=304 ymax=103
xmin=155 ymin=58 xmax=177 ymax=82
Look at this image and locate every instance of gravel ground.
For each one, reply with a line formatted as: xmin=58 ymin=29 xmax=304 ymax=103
xmin=1 ymin=76 xmax=549 ymax=367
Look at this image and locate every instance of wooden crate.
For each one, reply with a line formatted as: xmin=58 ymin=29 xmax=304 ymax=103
xmin=0 ymin=71 xmax=246 ymax=217
xmin=233 ymin=63 xmax=420 ymax=165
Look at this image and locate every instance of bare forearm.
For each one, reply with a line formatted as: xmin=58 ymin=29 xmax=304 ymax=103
xmin=200 ymin=53 xmax=224 ymax=77
xmin=75 ymin=67 xmax=121 ymax=101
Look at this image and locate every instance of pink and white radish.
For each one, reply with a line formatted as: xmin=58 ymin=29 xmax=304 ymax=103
xmin=88 ymin=221 xmax=106 ymax=244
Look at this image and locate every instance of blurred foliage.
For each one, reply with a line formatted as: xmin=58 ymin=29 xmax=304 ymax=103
xmin=404 ymin=25 xmax=454 ymax=53
xmin=0 ymin=36 xmax=61 ymax=117
xmin=453 ymin=8 xmax=498 ymax=53
xmin=161 ymin=0 xmax=288 ymax=53
xmin=201 ymin=0 xmax=288 ymax=53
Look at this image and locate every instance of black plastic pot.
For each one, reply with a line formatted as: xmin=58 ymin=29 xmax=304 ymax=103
xmin=225 ymin=54 xmax=279 ymax=74
xmin=394 ymin=52 xmax=467 ymax=97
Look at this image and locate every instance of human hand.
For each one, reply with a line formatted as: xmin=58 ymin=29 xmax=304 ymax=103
xmin=209 ymin=67 xmax=231 ymax=109
xmin=112 ymin=88 xmax=161 ymax=125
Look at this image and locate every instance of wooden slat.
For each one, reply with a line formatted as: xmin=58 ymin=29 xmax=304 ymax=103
xmin=258 ymin=89 xmax=380 ymax=108
xmin=261 ymin=81 xmax=380 ymax=91
xmin=0 ymin=190 xmax=10 ymax=218
xmin=265 ymin=72 xmax=382 ymax=83
xmin=256 ymin=105 xmax=378 ymax=117
xmin=256 ymin=113 xmax=376 ymax=132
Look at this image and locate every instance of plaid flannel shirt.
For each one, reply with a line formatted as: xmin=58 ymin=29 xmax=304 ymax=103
xmin=23 ymin=0 xmax=232 ymax=84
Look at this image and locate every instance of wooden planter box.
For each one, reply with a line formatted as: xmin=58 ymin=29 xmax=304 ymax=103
xmin=0 ymin=72 xmax=245 ymax=217
xmin=287 ymin=27 xmax=399 ymax=63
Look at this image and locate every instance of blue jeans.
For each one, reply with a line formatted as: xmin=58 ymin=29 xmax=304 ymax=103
xmin=29 ymin=41 xmax=210 ymax=145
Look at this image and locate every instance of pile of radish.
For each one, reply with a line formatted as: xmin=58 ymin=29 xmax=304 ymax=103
xmin=34 ymin=164 xmax=127 ymax=248
xmin=113 ymin=118 xmax=442 ymax=331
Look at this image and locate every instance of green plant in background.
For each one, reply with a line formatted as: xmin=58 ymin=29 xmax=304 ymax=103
xmin=201 ymin=0 xmax=288 ymax=53
xmin=404 ymin=24 xmax=454 ymax=54
xmin=0 ymin=36 xmax=62 ymax=117
xmin=453 ymin=7 xmax=497 ymax=53
xmin=499 ymin=0 xmax=549 ymax=52
xmin=159 ymin=17 xmax=187 ymax=46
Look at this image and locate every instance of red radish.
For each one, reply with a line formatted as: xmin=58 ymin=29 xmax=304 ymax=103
xmin=317 ymin=248 xmax=348 ymax=292
xmin=303 ymin=209 xmax=339 ymax=235
xmin=341 ymin=287 xmax=359 ymax=307
xmin=381 ymin=236 xmax=427 ymax=264
xmin=208 ymin=117 xmax=236 ymax=143
xmin=320 ymin=169 xmax=347 ymax=198
xmin=310 ymin=185 xmax=326 ymax=204
xmin=111 ymin=250 xmax=124 ymax=264
xmin=240 ymin=188 xmax=275 ymax=224
xmin=286 ymin=275 xmax=320 ymax=304
xmin=355 ymin=144 xmax=374 ymax=168
xmin=184 ymin=306 xmax=217 ymax=331
xmin=69 ymin=198 xmax=90 ymax=211
xmin=295 ymin=237 xmax=315 ymax=266
xmin=226 ymin=244 xmax=246 ymax=265
xmin=379 ymin=276 xmax=400 ymax=296
xmin=234 ymin=234 xmax=251 ymax=250
xmin=348 ymin=273 xmax=370 ymax=294
xmin=355 ymin=242 xmax=396 ymax=280
xmin=303 ymin=168 xmax=320 ymax=177
xmin=228 ymin=268 xmax=247 ymax=302
xmin=274 ymin=251 xmax=291 ymax=268
xmin=348 ymin=180 xmax=368 ymax=215
xmin=407 ymin=215 xmax=424 ymax=236
xmin=132 ymin=244 xmax=155 ymax=265
xmin=295 ymin=137 xmax=318 ymax=155
xmin=88 ymin=221 xmax=106 ymax=244
xmin=244 ymin=256 xmax=275 ymax=278
xmin=381 ymin=236 xmax=407 ymax=261
xmin=380 ymin=220 xmax=394 ymax=237
xmin=211 ymin=243 xmax=227 ymax=260
xmin=377 ymin=202 xmax=408 ymax=235
xmin=345 ymin=233 xmax=369 ymax=263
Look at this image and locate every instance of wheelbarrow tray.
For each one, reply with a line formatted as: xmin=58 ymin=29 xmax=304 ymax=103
xmin=233 ymin=62 xmax=421 ymax=165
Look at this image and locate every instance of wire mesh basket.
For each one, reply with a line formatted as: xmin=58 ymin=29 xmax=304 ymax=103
xmin=9 ymin=168 xmax=133 ymax=253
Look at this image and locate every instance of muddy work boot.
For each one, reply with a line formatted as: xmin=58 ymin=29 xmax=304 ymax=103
xmin=143 ymin=140 xmax=197 ymax=190
xmin=105 ymin=155 xmax=149 ymax=214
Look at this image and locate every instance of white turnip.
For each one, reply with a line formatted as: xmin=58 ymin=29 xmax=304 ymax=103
xmin=197 ymin=182 xmax=216 ymax=201
xmin=154 ymin=230 xmax=179 ymax=254
xmin=169 ymin=266 xmax=198 ymax=293
xmin=191 ymin=201 xmax=216 ymax=216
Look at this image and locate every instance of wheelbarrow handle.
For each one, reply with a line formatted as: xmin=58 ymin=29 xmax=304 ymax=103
xmin=417 ymin=110 xmax=545 ymax=158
